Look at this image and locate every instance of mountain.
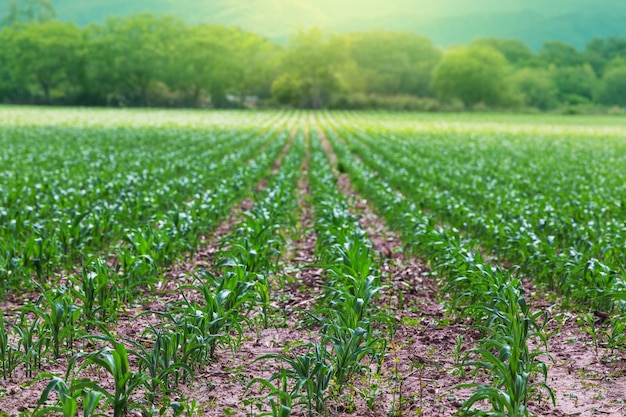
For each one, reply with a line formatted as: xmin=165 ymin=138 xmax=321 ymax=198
xmin=44 ymin=0 xmax=626 ymax=49
xmin=352 ymin=10 xmax=626 ymax=50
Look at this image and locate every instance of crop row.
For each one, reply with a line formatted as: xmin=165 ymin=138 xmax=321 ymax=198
xmin=320 ymin=121 xmax=558 ymax=416
xmin=326 ymin=112 xmax=626 ymax=356
xmin=0 ymin=114 xmax=290 ymax=297
xmin=1 ymin=110 xmax=623 ymax=416
xmin=325 ymin=113 xmax=626 ymax=315
xmin=247 ymin=129 xmax=394 ymax=416
xmin=0 ymin=122 xmax=303 ymax=416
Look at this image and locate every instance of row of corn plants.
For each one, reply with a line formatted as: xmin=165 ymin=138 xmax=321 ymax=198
xmin=209 ymin=127 xmax=305 ymax=331
xmin=324 ymin=113 xmax=626 ymax=354
xmin=111 ymin=123 xmax=293 ymax=304
xmin=248 ymin=128 xmax=393 ymax=416
xmin=0 ymin=112 xmax=289 ymax=297
xmin=27 ymin=123 xmax=306 ymax=417
xmin=319 ymin=120 xmax=555 ymax=416
xmin=0 ymin=121 xmax=296 ymax=416
xmin=343 ymin=114 xmax=626 ymax=305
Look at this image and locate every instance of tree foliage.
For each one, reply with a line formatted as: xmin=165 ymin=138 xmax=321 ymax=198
xmin=0 ymin=21 xmax=83 ymax=103
xmin=510 ymin=68 xmax=558 ymax=110
xmin=348 ymin=30 xmax=440 ymax=96
xmin=473 ymin=38 xmax=535 ymax=66
xmin=584 ymin=37 xmax=626 ymax=75
xmin=550 ymin=64 xmax=597 ymax=104
xmin=540 ymin=41 xmax=583 ymax=67
xmin=2 ymin=0 xmax=55 ymax=26
xmin=430 ymin=45 xmax=510 ymax=106
xmin=0 ymin=11 xmax=626 ymax=111
xmin=595 ymin=64 xmax=626 ymax=106
xmin=98 ymin=14 xmax=184 ymax=106
xmin=274 ymin=28 xmax=351 ymax=108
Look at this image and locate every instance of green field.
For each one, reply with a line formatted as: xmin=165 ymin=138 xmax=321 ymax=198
xmin=0 ymin=107 xmax=624 ymax=416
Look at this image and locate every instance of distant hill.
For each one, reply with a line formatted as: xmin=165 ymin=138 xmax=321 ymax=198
xmin=45 ymin=0 xmax=626 ymax=49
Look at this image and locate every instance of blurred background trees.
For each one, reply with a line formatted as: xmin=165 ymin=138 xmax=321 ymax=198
xmin=1 ymin=2 xmax=626 ymax=112
xmin=430 ymin=45 xmax=511 ymax=107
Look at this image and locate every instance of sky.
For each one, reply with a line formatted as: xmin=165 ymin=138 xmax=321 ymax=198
xmin=45 ymin=0 xmax=626 ymax=48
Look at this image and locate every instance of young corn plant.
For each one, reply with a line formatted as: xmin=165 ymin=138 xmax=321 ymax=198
xmin=56 ymin=211 xmax=91 ymax=265
xmin=221 ymin=208 xmax=284 ymax=275
xmin=11 ymin=310 xmax=46 ymax=377
xmin=458 ymin=280 xmax=555 ymax=417
xmin=602 ymin=315 xmax=626 ymax=355
xmin=178 ymin=271 xmax=255 ymax=359
xmin=33 ymin=373 xmax=104 ymax=417
xmin=323 ymin=322 xmax=385 ymax=394
xmin=250 ymin=343 xmax=332 ymax=417
xmin=127 ymin=325 xmax=194 ymax=405
xmin=249 ymin=370 xmax=293 ymax=417
xmin=216 ymin=257 xmax=273 ymax=329
xmin=69 ymin=337 xmax=152 ymax=417
xmin=0 ymin=312 xmax=21 ymax=379
xmin=71 ymin=259 xmax=118 ymax=328
xmin=22 ymin=234 xmax=54 ymax=283
xmin=321 ymin=273 xmax=394 ymax=336
xmin=116 ymin=249 xmax=158 ymax=304
xmin=0 ymin=237 xmax=23 ymax=298
xmin=141 ymin=311 xmax=208 ymax=386
xmin=28 ymin=284 xmax=81 ymax=359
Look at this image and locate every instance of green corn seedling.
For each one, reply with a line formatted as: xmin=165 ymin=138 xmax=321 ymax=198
xmin=127 ymin=325 xmax=194 ymax=405
xmin=0 ymin=312 xmax=21 ymax=379
xmin=70 ymin=337 xmax=152 ymax=417
xmin=28 ymin=284 xmax=81 ymax=359
xmin=33 ymin=374 xmax=104 ymax=417
xmin=253 ymin=343 xmax=333 ymax=416
xmin=11 ymin=311 xmax=46 ymax=377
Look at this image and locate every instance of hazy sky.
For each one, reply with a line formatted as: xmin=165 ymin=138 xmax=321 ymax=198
xmin=282 ymin=0 xmax=617 ymax=19
xmin=52 ymin=0 xmax=621 ymax=22
xmin=49 ymin=0 xmax=626 ymax=48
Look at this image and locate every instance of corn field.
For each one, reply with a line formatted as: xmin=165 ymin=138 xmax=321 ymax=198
xmin=0 ymin=107 xmax=624 ymax=417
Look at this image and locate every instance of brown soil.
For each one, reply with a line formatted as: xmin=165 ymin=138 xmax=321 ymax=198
xmin=170 ymin=128 xmax=325 ymax=417
xmin=317 ymin=124 xmax=477 ymax=416
xmin=1 ymin=125 xmax=625 ymax=417
xmin=317 ymin=124 xmax=626 ymax=417
xmin=0 ymin=126 xmax=299 ymax=416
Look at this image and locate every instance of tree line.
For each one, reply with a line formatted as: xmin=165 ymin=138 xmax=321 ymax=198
xmin=2 ymin=12 xmax=626 ymax=111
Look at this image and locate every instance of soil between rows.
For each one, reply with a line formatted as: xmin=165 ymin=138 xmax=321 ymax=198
xmin=1 ymin=125 xmax=625 ymax=417
xmin=0 ymin=124 xmax=300 ymax=416
xmin=319 ymin=124 xmax=626 ymax=417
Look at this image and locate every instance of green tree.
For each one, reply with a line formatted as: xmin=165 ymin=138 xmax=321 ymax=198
xmin=584 ymin=37 xmax=626 ymax=75
xmin=473 ymin=38 xmax=534 ymax=66
xmin=0 ymin=21 xmax=84 ymax=103
xmin=230 ymin=30 xmax=281 ymax=106
xmin=170 ymin=26 xmax=279 ymax=108
xmin=430 ymin=45 xmax=511 ymax=107
xmin=540 ymin=41 xmax=583 ymax=67
xmin=170 ymin=24 xmax=239 ymax=107
xmin=510 ymin=68 xmax=558 ymax=110
xmin=271 ymin=72 xmax=305 ymax=106
xmin=550 ymin=64 xmax=597 ymax=104
xmin=347 ymin=30 xmax=441 ymax=96
xmin=96 ymin=14 xmax=184 ymax=106
xmin=273 ymin=28 xmax=351 ymax=109
xmin=2 ymin=0 xmax=55 ymax=26
xmin=595 ymin=63 xmax=626 ymax=107
xmin=67 ymin=23 xmax=111 ymax=105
